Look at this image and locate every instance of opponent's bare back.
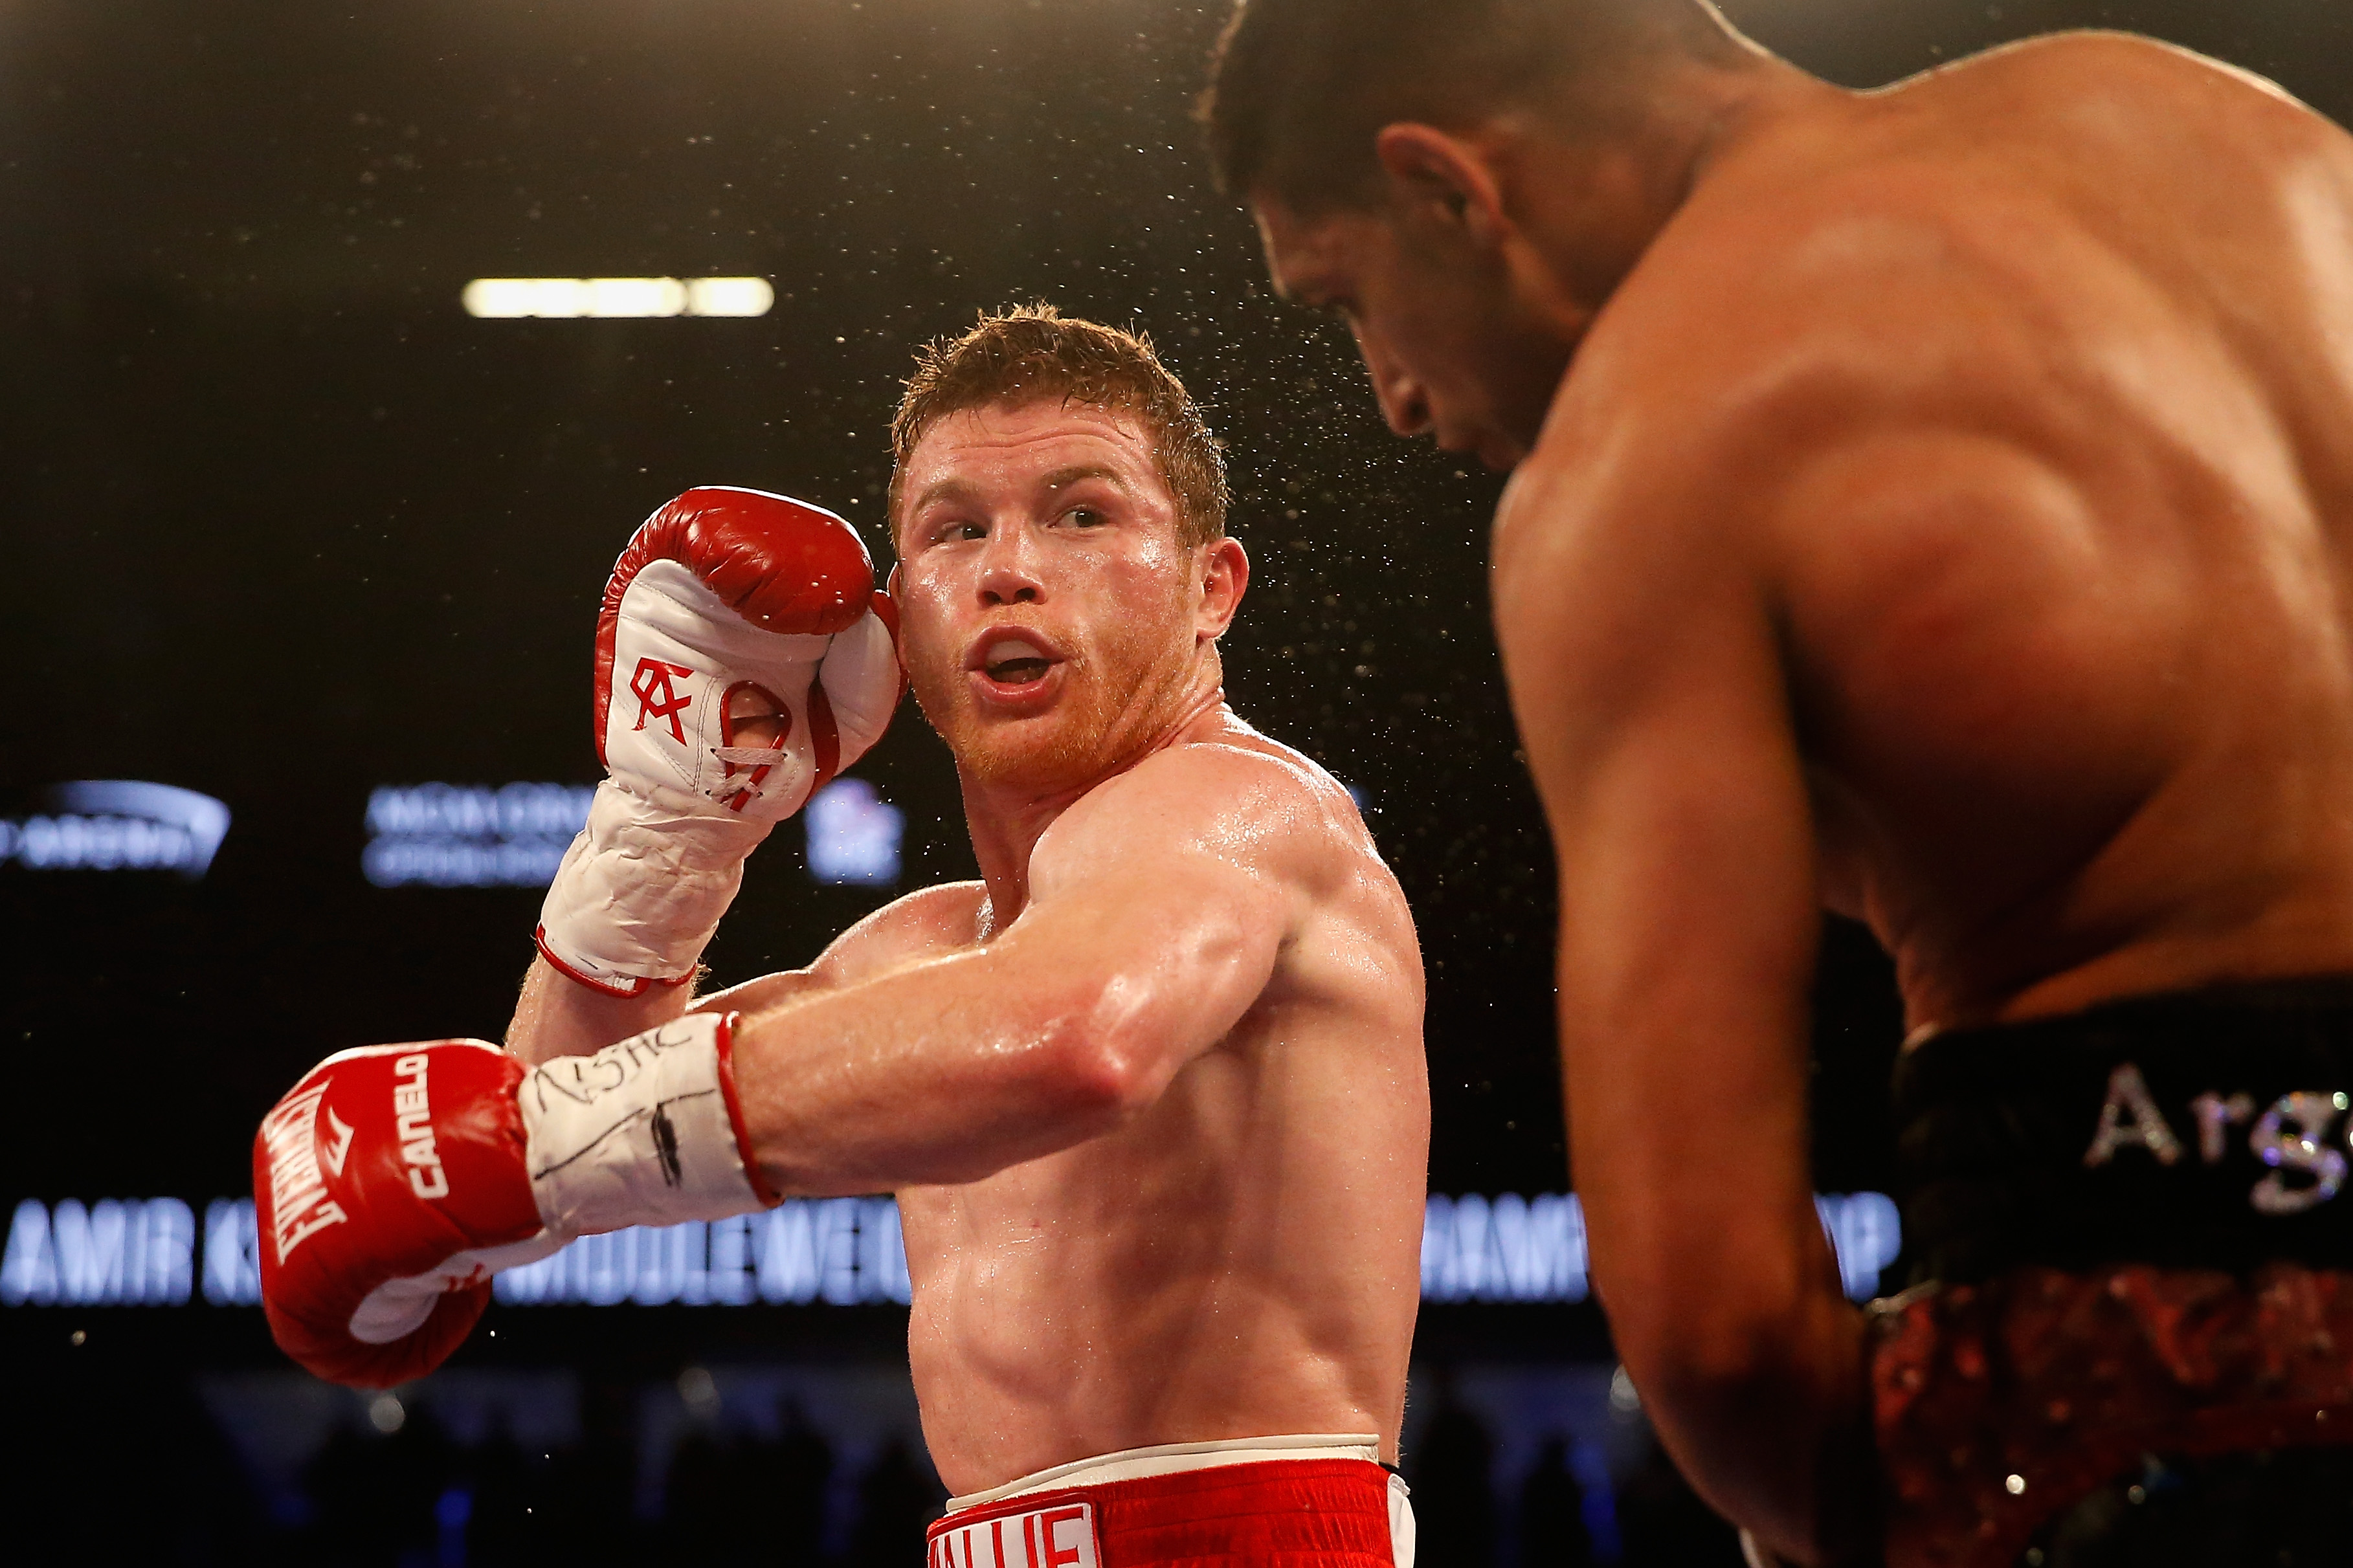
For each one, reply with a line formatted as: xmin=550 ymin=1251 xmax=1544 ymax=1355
xmin=705 ymin=703 xmax=1425 ymax=1492
xmin=1503 ymin=32 xmax=2353 ymax=1035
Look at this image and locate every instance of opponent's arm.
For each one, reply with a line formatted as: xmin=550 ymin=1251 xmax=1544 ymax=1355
xmin=1495 ymin=437 xmax=1865 ymax=1561
xmin=727 ymin=746 xmax=1299 ymax=1195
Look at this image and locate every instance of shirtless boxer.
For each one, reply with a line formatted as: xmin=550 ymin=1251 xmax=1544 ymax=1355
xmin=1204 ymin=3 xmax=2353 ymax=1564
xmin=253 ymin=308 xmax=1429 ymax=1567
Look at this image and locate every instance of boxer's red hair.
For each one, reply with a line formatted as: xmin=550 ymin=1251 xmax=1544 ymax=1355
xmin=889 ymin=304 xmax=1229 ymax=551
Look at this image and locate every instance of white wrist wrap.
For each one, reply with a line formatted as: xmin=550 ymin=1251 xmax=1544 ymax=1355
xmin=518 ymin=1012 xmax=772 ymax=1237
xmin=536 ymin=780 xmax=766 ymax=992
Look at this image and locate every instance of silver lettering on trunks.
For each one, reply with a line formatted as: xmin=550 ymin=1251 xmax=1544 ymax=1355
xmin=2190 ymin=1091 xmax=2255 ymax=1165
xmin=2082 ymin=1062 xmax=2183 ymax=1168
xmin=2248 ymin=1092 xmax=2348 ymax=1215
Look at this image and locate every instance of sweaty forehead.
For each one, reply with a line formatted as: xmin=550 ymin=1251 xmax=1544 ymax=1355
xmin=899 ymin=401 xmax=1161 ymax=507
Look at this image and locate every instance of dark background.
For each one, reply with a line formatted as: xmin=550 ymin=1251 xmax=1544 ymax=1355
xmin=1 ymin=1 xmax=2348 ymax=1563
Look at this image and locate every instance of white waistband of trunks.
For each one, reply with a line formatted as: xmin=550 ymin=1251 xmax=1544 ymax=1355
xmin=945 ymin=1432 xmax=1384 ymax=1513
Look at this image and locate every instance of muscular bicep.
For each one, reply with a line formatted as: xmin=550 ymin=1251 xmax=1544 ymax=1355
xmin=995 ymin=756 xmax=1302 ymax=1094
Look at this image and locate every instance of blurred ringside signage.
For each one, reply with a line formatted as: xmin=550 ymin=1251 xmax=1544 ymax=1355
xmin=3 ymin=1193 xmax=1901 ymax=1310
xmin=0 ymin=781 xmax=230 ymax=879
xmin=1420 ymin=1191 xmax=1900 ymax=1306
xmin=1 ymin=1195 xmax=915 ymax=1309
xmin=493 ymin=1198 xmax=915 ymax=1307
xmin=363 ymin=779 xmax=902 ymax=889
xmin=364 ymin=783 xmax=595 ymax=889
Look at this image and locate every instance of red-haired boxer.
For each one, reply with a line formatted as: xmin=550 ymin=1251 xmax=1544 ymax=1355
xmin=1206 ymin=2 xmax=2353 ymax=1564
xmin=256 ymin=307 xmax=1427 ymax=1567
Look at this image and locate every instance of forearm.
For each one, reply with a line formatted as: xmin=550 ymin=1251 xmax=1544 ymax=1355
xmin=1565 ymin=942 xmax=1876 ymax=1556
xmin=730 ymin=948 xmax=1145 ymax=1197
xmin=1625 ymin=1285 xmax=1877 ymax=1565
xmin=1580 ymin=1090 xmax=1880 ymax=1562
xmin=506 ymin=958 xmax=692 ymax=1066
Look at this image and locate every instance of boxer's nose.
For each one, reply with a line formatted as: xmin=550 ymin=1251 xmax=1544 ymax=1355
xmin=1354 ymin=326 xmax=1432 ymax=439
xmin=1379 ymin=378 xmax=1434 ymax=441
xmin=976 ymin=524 xmax=1045 ymax=606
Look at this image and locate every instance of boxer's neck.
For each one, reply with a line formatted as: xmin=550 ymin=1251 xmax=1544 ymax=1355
xmin=1504 ymin=51 xmax=1842 ymax=329
xmin=959 ymin=681 xmax=1232 ymax=930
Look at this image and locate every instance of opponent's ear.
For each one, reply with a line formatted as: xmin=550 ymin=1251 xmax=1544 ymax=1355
xmin=1196 ymin=537 xmax=1249 ymax=641
xmin=1373 ymin=123 xmax=1510 ymax=249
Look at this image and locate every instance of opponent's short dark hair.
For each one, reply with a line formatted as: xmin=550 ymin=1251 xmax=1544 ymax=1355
xmin=1200 ymin=0 xmax=1741 ymax=212
xmin=889 ymin=304 xmax=1228 ymax=551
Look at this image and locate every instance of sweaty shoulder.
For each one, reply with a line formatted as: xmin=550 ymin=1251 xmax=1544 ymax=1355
xmin=1029 ymin=714 xmax=1382 ymax=903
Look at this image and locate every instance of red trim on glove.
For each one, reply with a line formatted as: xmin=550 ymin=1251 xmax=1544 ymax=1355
xmin=592 ymin=487 xmax=876 ymax=767
xmin=533 ymin=925 xmax=691 ymax=999
xmin=808 ymin=680 xmax=843 ymax=794
xmin=709 ymin=1010 xmax=782 ymax=1208
xmin=871 ymin=587 xmax=909 ymax=701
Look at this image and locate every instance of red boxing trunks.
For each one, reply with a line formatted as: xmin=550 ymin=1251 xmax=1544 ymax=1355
xmin=1880 ymin=980 xmax=2353 ymax=1566
xmin=926 ymin=1435 xmax=1411 ymax=1568
xmin=1873 ymin=1263 xmax=2353 ymax=1565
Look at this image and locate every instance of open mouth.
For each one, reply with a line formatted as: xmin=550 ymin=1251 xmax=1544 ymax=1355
xmin=980 ymin=637 xmax=1055 ymax=688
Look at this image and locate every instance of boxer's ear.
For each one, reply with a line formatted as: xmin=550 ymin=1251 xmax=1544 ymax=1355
xmin=1374 ymin=124 xmax=1508 ymax=249
xmin=1196 ymin=537 xmax=1248 ymax=641
xmin=886 ymin=562 xmax=902 ymax=599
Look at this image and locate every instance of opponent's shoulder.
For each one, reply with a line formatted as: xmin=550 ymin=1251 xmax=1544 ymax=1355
xmin=1508 ymin=125 xmax=2088 ymax=571
xmin=1931 ymin=29 xmax=2320 ymax=126
xmin=1495 ymin=173 xmax=2016 ymax=662
xmin=1578 ymin=167 xmax=2031 ymax=436
xmin=806 ymin=879 xmax=987 ymax=984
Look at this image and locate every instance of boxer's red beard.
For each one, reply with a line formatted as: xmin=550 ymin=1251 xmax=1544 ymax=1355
xmin=912 ymin=602 xmax=1201 ymax=793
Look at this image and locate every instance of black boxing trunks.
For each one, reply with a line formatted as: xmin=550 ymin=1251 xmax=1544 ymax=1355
xmin=925 ymin=1435 xmax=1412 ymax=1568
xmin=1875 ymin=979 xmax=2353 ymax=1567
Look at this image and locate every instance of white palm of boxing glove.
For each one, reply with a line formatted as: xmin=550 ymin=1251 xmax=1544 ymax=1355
xmin=537 ymin=487 xmax=903 ymax=995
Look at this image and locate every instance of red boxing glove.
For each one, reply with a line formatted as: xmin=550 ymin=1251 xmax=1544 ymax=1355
xmin=538 ymin=487 xmax=904 ymax=995
xmin=254 ymin=1041 xmax=546 ymax=1388
xmin=256 ymin=1016 xmax=772 ymax=1387
xmin=593 ymin=485 xmax=886 ymax=755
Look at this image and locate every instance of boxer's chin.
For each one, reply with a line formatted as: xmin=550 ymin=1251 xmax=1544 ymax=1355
xmin=949 ymin=703 xmax=1113 ymax=791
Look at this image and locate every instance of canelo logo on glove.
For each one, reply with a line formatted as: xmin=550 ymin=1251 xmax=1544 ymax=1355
xmin=630 ymin=658 xmax=697 ymax=744
xmin=393 ymin=1054 xmax=451 ymax=1200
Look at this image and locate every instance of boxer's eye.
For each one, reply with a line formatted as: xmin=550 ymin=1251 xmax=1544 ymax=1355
xmin=1062 ymin=508 xmax=1104 ymax=529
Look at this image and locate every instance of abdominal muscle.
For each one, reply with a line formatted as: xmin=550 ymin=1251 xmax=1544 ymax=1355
xmin=895 ymin=1006 xmax=1423 ymax=1497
